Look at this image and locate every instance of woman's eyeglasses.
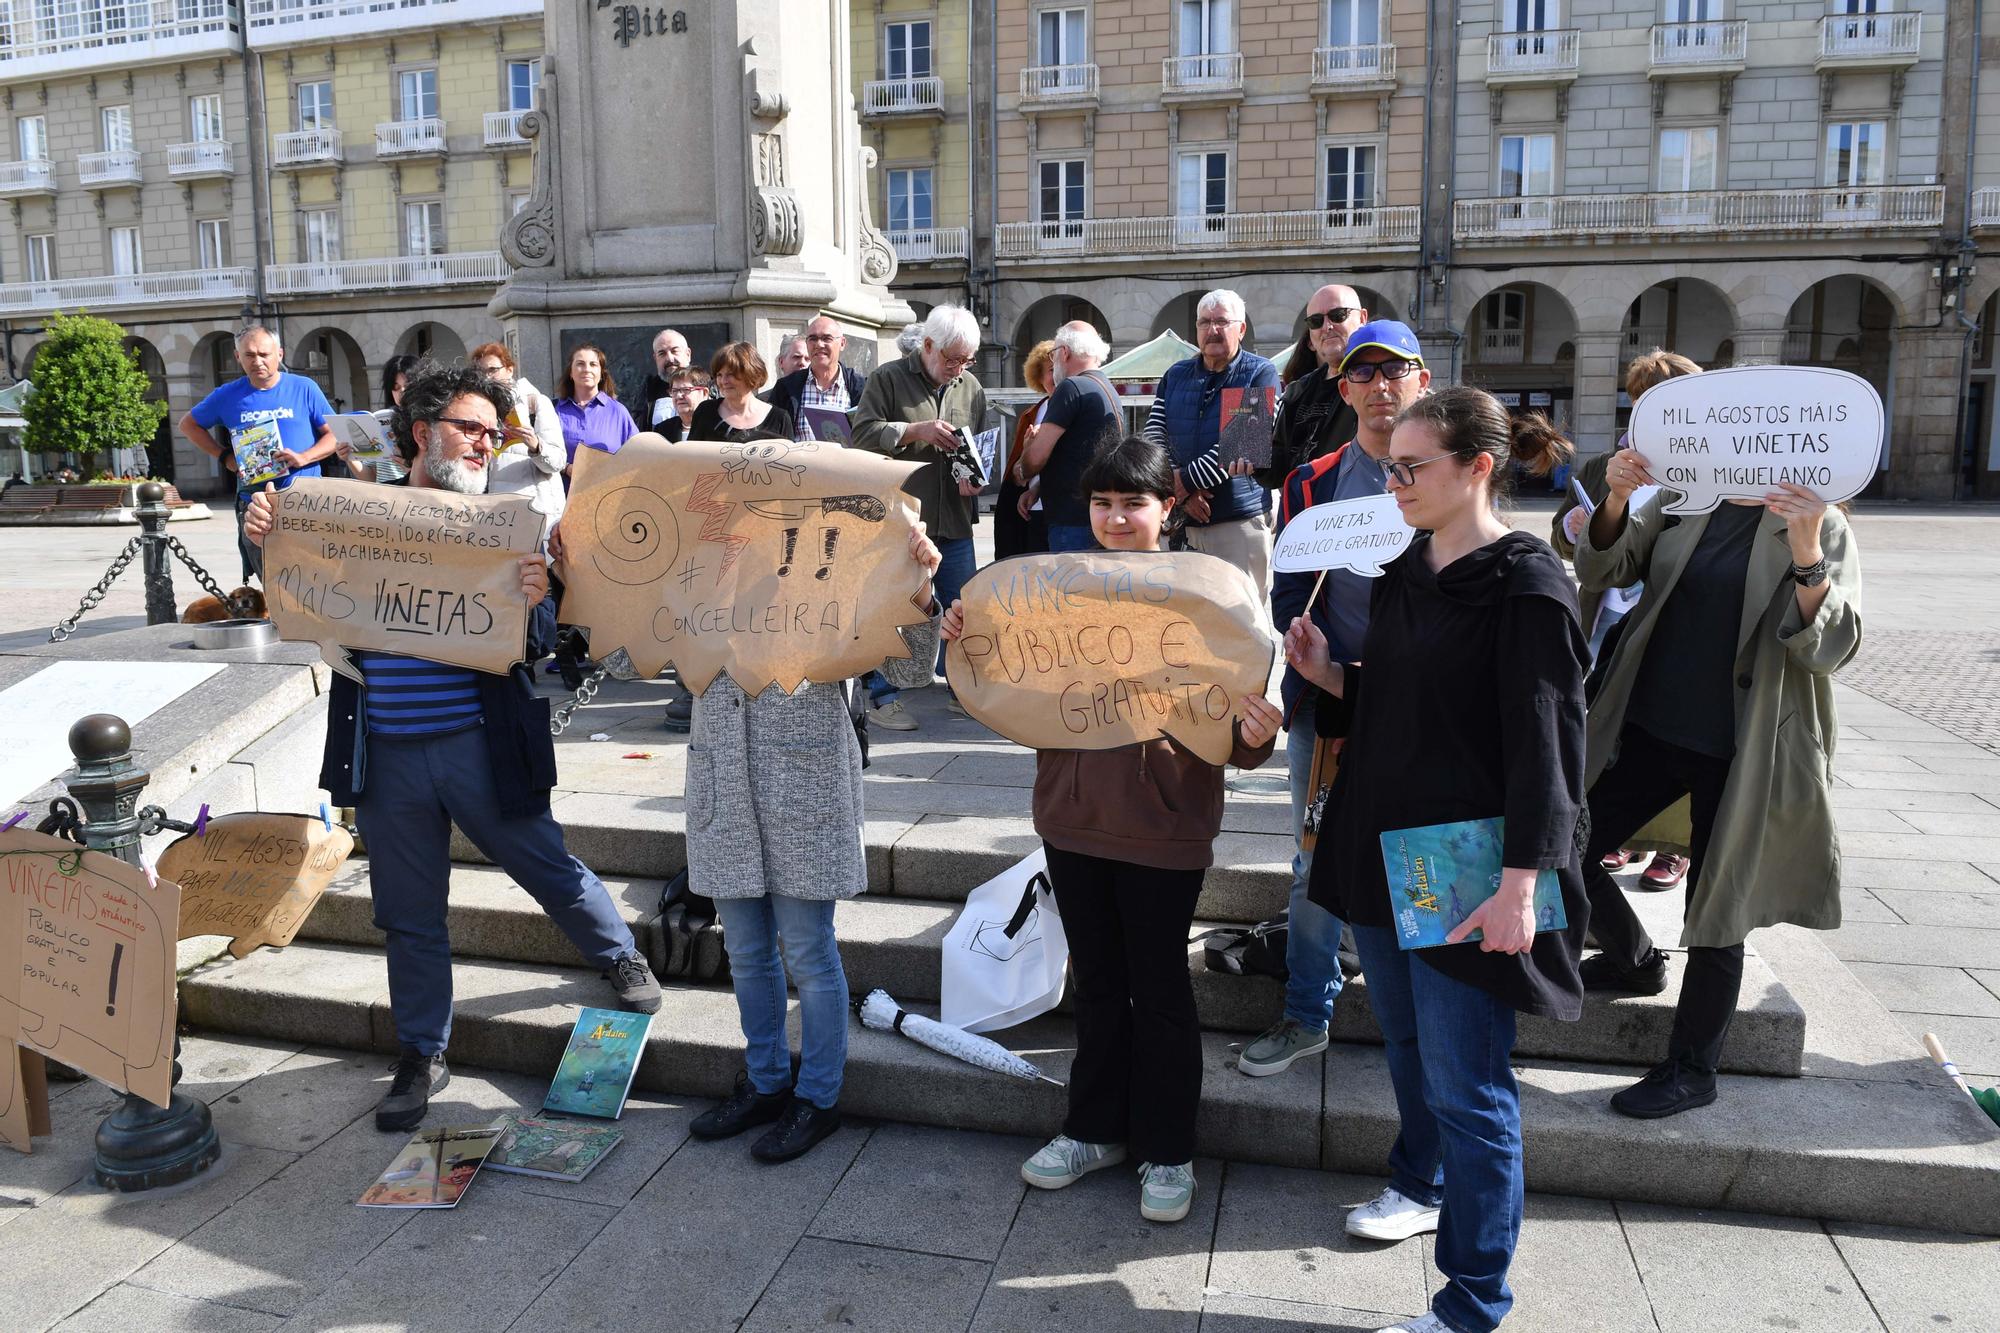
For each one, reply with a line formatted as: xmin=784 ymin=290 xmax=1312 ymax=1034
xmin=1383 ymin=452 xmax=1455 ymax=487
xmin=1341 ymin=358 xmax=1420 ymax=384
xmin=1306 ymin=308 xmax=1358 ymax=329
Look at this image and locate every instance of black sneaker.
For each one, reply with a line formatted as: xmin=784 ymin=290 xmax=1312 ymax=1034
xmin=606 ymin=952 xmax=663 ymax=1014
xmin=691 ymin=1070 xmax=793 ymax=1140
xmin=1579 ymin=947 xmax=1670 ymax=996
xmin=751 ymin=1097 xmax=842 ymax=1163
xmin=1610 ymin=1057 xmax=1718 ymax=1119
xmin=376 ymin=1049 xmax=449 ymax=1132
xmin=663 ymin=689 xmax=693 ymax=733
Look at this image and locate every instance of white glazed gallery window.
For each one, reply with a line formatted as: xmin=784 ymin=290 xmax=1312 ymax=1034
xmin=1324 ymin=143 xmax=1377 ymax=212
xmin=1326 ymin=0 xmax=1381 ymax=48
xmin=110 ymin=226 xmax=143 ymax=277
xmin=25 ymin=233 xmax=54 ymax=282
xmin=17 ymin=114 xmax=47 ymax=162
xmin=101 ymin=105 xmax=134 ymax=154
xmin=507 ymin=59 xmax=541 ymax=112
xmin=1038 ymin=6 xmax=1088 ymax=64
xmin=397 ymin=68 xmax=440 ymax=122
xmin=403 ymin=200 xmax=445 ymax=257
xmin=197 ymin=219 xmax=230 ymax=270
xmin=297 ymin=81 xmax=334 ymax=132
xmin=189 ymin=94 xmax=225 ymax=143
xmin=887 ymin=167 xmax=934 ymax=233
xmin=884 ymin=20 xmax=933 ymax=79
xmin=303 ymin=208 xmax=341 ymax=263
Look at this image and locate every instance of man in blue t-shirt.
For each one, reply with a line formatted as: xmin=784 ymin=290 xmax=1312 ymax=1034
xmin=178 ymin=324 xmax=338 ymax=581
xmin=1018 ymin=320 xmax=1122 ymax=552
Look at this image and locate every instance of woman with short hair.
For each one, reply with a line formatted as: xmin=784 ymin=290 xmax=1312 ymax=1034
xmin=690 ymin=342 xmax=793 ymax=443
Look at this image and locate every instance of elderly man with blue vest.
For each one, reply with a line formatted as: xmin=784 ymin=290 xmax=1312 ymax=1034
xmin=1143 ymin=288 xmax=1283 ymax=599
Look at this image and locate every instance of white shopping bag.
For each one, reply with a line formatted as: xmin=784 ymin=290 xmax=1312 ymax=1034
xmin=939 ymin=848 xmax=1069 ymax=1034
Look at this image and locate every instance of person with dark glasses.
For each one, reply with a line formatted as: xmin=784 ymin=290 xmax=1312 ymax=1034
xmin=1266 ymin=285 xmax=1369 ymax=488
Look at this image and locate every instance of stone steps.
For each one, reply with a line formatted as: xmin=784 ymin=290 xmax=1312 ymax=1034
xmin=295 ymin=858 xmax=1808 ymax=1076
xmin=175 ymin=939 xmax=2000 ymax=1236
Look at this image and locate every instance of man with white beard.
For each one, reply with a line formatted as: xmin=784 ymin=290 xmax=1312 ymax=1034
xmin=243 ymin=362 xmax=661 ymax=1134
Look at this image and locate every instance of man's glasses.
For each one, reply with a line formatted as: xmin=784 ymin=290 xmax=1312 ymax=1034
xmin=1384 ymin=452 xmax=1455 ymax=487
xmin=1341 ymin=358 xmax=1421 ymax=384
xmin=1306 ymin=308 xmax=1358 ymax=329
xmin=1196 ymin=317 xmax=1237 ymax=331
xmin=436 ymin=416 xmax=505 ymax=447
xmin=937 ymin=350 xmax=976 ymax=369
xmin=805 ymin=334 xmax=841 ymax=345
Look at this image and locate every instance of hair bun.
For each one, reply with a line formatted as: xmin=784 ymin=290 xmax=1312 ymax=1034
xmin=1507 ymin=412 xmax=1573 ymax=478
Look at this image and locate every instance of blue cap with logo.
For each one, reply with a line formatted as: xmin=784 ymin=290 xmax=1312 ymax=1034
xmin=1338 ymin=319 xmax=1425 ymax=371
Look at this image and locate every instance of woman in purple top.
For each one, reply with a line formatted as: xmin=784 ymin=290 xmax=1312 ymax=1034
xmin=554 ymin=343 xmax=637 ymax=479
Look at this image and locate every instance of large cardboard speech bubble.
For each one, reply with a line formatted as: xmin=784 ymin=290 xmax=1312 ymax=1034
xmin=158 ymin=812 xmax=355 ymax=959
xmin=1271 ymin=493 xmax=1414 ymax=577
xmin=945 ymin=550 xmax=1274 ymax=764
xmin=558 ymin=435 xmax=934 ymax=693
xmin=1627 ymin=365 xmax=1883 ymax=515
xmin=263 ymin=477 xmax=549 ymax=682
xmin=0 ymin=827 xmax=178 ymax=1108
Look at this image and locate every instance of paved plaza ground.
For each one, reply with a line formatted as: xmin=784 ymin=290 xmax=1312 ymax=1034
xmin=1 ymin=497 xmax=1998 ymax=1331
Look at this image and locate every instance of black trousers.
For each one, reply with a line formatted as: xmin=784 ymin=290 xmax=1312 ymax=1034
xmin=1582 ymin=725 xmax=1745 ymax=1076
xmin=1044 ymin=844 xmax=1205 ymax=1165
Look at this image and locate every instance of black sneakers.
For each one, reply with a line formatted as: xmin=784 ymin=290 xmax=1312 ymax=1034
xmin=751 ymin=1097 xmax=842 ymax=1164
xmin=607 ymin=952 xmax=663 ymax=1014
xmin=377 ymin=1049 xmax=450 ymax=1132
xmin=1579 ymin=947 xmax=1671 ymax=996
xmin=691 ymin=1071 xmax=793 ymax=1140
xmin=1611 ymin=1057 xmax=1719 ymax=1119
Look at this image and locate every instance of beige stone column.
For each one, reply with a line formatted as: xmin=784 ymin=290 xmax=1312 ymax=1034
xmin=1887 ymin=326 xmax=1970 ymax=500
xmin=1570 ymin=330 xmax=1624 ymax=456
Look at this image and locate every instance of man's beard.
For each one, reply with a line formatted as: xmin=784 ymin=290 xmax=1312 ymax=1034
xmin=423 ymin=439 xmax=488 ymax=494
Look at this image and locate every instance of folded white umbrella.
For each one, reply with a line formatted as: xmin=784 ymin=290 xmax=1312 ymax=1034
xmin=856 ymin=989 xmax=1063 ymax=1086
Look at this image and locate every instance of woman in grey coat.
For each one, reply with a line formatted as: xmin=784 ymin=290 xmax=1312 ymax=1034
xmin=687 ymin=524 xmax=943 ymax=1162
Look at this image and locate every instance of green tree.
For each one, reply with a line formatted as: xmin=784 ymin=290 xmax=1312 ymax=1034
xmin=21 ymin=312 xmax=166 ymax=478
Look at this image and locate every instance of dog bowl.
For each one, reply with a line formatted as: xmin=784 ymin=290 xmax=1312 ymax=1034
xmin=190 ymin=618 xmax=277 ymax=651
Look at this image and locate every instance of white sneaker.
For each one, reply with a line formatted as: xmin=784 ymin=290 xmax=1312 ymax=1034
xmin=1378 ymin=1314 xmax=1451 ymax=1333
xmin=1138 ymin=1160 xmax=1196 ymax=1223
xmin=1345 ymin=1186 xmax=1441 ymax=1242
xmin=867 ymin=699 xmax=918 ymax=732
xmin=1020 ymin=1135 xmax=1126 ymax=1189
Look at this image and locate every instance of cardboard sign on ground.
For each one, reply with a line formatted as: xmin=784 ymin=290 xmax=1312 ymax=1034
xmin=0 ymin=827 xmax=179 ymax=1108
xmin=158 ymin=812 xmax=355 ymax=959
xmin=558 ymin=435 xmax=933 ymax=693
xmin=1270 ymin=493 xmax=1414 ymax=577
xmin=263 ymin=477 xmax=548 ymax=682
xmin=945 ymin=550 xmax=1274 ymax=765
xmin=1626 ymin=364 xmax=1884 ymax=515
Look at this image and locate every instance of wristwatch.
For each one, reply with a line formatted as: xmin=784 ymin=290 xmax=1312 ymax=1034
xmin=1791 ymin=559 xmax=1829 ymax=588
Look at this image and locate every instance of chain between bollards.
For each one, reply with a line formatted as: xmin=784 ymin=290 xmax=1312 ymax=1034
xmin=48 ymin=484 xmax=233 ymax=643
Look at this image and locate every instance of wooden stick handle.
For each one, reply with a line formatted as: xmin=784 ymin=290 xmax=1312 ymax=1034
xmin=1305 ymin=568 xmax=1328 ymax=614
xmin=1925 ymin=1031 xmax=1972 ymax=1094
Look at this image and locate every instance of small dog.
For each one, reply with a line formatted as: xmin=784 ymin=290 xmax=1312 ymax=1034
xmin=181 ymin=585 xmax=268 ymax=624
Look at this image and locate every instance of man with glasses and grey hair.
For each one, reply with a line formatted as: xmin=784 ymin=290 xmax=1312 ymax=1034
xmin=1143 ymin=289 xmax=1282 ymax=597
xmin=1016 ymin=319 xmax=1121 ymax=552
xmin=853 ymin=303 xmax=989 ymax=730
xmin=768 ymin=314 xmax=867 ymax=443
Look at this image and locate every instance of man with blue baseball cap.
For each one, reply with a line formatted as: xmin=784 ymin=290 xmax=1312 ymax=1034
xmin=1240 ymin=318 xmax=1431 ymax=1080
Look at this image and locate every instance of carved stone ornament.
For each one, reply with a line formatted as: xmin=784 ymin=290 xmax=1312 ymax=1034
xmin=751 ymin=187 xmax=804 ymax=257
xmin=499 ymin=74 xmax=558 ymax=269
xmin=855 ymin=145 xmax=898 ymax=287
xmin=744 ymin=38 xmax=789 ymax=121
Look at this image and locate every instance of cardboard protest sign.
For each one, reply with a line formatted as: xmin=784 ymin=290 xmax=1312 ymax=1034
xmin=1271 ymin=493 xmax=1414 ymax=577
xmin=158 ymin=812 xmax=355 ymax=959
xmin=0 ymin=1045 xmax=49 ymax=1153
xmin=0 ymin=827 xmax=178 ymax=1108
xmin=945 ymin=550 xmax=1274 ymax=765
xmin=263 ymin=477 xmax=549 ymax=682
xmin=559 ymin=435 xmax=933 ymax=693
xmin=1627 ymin=365 xmax=1883 ymax=515
xmin=1218 ymin=386 xmax=1278 ymax=470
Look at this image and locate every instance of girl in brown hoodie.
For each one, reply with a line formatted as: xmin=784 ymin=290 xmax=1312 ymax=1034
xmin=943 ymin=434 xmax=1281 ymax=1224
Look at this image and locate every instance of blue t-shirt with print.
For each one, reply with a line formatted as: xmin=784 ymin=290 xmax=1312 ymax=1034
xmin=190 ymin=372 xmax=332 ymax=493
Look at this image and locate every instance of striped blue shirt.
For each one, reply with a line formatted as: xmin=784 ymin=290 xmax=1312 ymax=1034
xmin=354 ymin=651 xmax=483 ymax=737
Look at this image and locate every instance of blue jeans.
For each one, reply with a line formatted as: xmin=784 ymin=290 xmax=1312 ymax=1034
xmin=1045 ymin=522 xmax=1097 ymax=553
xmin=1284 ymin=693 xmax=1347 ymax=1028
xmin=713 ymin=895 xmax=848 ymax=1109
xmin=355 ymin=726 xmax=640 ymax=1056
xmin=234 ymin=491 xmax=263 ymax=584
xmin=1351 ymin=925 xmax=1522 ymax=1333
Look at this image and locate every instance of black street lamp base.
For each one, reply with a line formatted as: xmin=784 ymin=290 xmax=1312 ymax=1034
xmin=93 ymin=1091 xmax=221 ymax=1192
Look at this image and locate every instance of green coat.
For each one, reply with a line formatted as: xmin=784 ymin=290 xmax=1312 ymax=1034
xmin=851 ymin=351 xmax=988 ymax=542
xmin=1576 ymin=499 xmax=1863 ymax=948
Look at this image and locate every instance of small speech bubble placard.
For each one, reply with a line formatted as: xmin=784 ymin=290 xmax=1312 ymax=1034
xmin=1271 ymin=493 xmax=1414 ymax=578
xmin=1627 ymin=365 xmax=1883 ymax=516
xmin=158 ymin=812 xmax=354 ymax=959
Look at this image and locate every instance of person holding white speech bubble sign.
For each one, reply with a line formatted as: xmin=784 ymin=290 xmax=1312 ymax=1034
xmin=1573 ymin=398 xmax=1863 ymax=1121
xmin=1269 ymin=493 xmax=1415 ymax=579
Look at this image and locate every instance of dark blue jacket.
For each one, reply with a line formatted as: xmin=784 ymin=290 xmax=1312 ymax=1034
xmin=318 ymin=591 xmax=562 ymax=819
xmin=1147 ymin=349 xmax=1279 ymax=525
xmin=1272 ymin=443 xmax=1355 ymax=724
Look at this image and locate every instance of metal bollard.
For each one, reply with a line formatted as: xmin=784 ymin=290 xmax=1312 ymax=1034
xmin=65 ymin=714 xmax=221 ymax=1191
xmin=135 ymin=482 xmax=176 ymax=627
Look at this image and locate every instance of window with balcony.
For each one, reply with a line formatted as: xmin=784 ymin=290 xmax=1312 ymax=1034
xmin=1037 ymin=158 xmax=1085 ymax=240
xmin=1326 ymin=0 xmax=1381 ymax=47
xmin=1499 ymin=133 xmax=1555 ymax=195
xmin=1038 ymin=6 xmax=1087 ymax=64
xmin=1481 ymin=289 xmax=1527 ymax=362
xmin=17 ymin=115 xmax=47 ymax=162
xmin=197 ymin=218 xmax=229 ymax=270
xmin=888 ymin=167 xmax=934 ymax=233
xmin=298 ymin=81 xmax=334 ymax=132
xmin=302 ymin=208 xmax=340 ymax=263
xmin=1832 ymin=0 xmax=1884 ymax=40
xmin=101 ymin=105 xmax=133 ymax=154
xmin=1825 ymin=120 xmax=1887 ymax=188
xmin=1176 ymin=149 xmax=1229 ymax=240
xmin=190 ymin=94 xmax=224 ymax=143
xmin=398 ymin=69 xmax=440 ymax=122
xmin=1502 ymin=0 xmax=1558 ymax=32
xmin=1666 ymin=0 xmax=1721 ymax=21
xmin=884 ymin=21 xmax=933 ymax=79
xmin=25 ymin=233 xmax=54 ymax=282
xmin=1658 ymin=126 xmax=1718 ymax=189
xmin=1178 ymin=0 xmax=1231 ymax=56
xmin=403 ymin=199 xmax=445 ymax=257
xmin=508 ymin=59 xmax=541 ymax=112
xmin=110 ymin=226 xmax=142 ymax=277
xmin=1324 ymin=143 xmax=1377 ymax=216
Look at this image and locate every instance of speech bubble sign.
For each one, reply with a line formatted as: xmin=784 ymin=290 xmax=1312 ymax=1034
xmin=945 ymin=550 xmax=1275 ymax=765
xmin=158 ymin=812 xmax=355 ymax=960
xmin=1627 ymin=364 xmax=1883 ymax=516
xmin=263 ymin=477 xmax=549 ymax=683
xmin=0 ymin=827 xmax=178 ymax=1108
xmin=1271 ymin=493 xmax=1414 ymax=577
xmin=558 ymin=435 xmax=934 ymax=694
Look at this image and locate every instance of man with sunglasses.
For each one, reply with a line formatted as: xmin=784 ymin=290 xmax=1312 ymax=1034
xmin=1241 ymin=320 xmax=1430 ymax=1080
xmin=243 ymin=361 xmax=663 ymax=1134
xmin=1264 ymin=286 xmax=1368 ymax=489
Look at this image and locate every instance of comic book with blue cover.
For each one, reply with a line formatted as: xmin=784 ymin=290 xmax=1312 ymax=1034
xmin=542 ymin=1007 xmax=651 ymax=1119
xmin=1378 ymin=818 xmax=1567 ymax=950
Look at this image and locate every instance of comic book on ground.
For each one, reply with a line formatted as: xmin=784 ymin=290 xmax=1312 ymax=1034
xmin=487 ymin=1115 xmax=625 ymax=1183
xmin=1217 ymin=386 xmax=1278 ymax=471
xmin=230 ymin=419 xmax=289 ymax=487
xmin=542 ymin=1007 xmax=652 ymax=1119
xmin=355 ymin=1122 xmax=505 ymax=1208
xmin=1378 ymin=818 xmax=1567 ymax=950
